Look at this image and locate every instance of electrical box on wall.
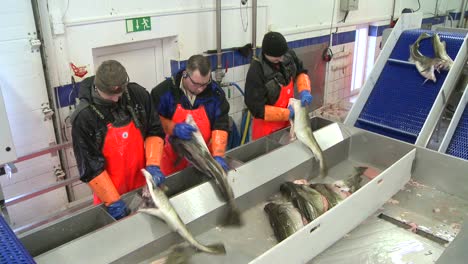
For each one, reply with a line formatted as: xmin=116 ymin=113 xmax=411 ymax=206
xmin=340 ymin=0 xmax=359 ymax=11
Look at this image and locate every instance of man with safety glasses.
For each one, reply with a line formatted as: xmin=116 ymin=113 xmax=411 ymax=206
xmin=71 ymin=60 xmax=166 ymax=220
xmin=151 ymin=55 xmax=230 ymax=175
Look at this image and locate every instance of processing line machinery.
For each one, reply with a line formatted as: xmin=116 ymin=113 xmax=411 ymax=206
xmin=345 ymin=13 xmax=468 ymax=156
xmin=12 ymin=115 xmax=468 ymax=264
xmin=1 ymin=13 xmax=468 ymax=264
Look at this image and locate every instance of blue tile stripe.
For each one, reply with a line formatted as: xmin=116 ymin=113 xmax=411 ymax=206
xmin=288 ymin=35 xmax=330 ymax=49
xmin=332 ymin=31 xmax=356 ymax=46
xmin=449 ymin=11 xmax=468 ymax=20
xmin=368 ymin=25 xmax=390 ymax=37
xmin=55 ymin=83 xmax=79 ymax=108
xmin=449 ymin=12 xmax=462 ymax=20
xmin=169 ymin=32 xmax=351 ymax=74
xmin=422 ymin=15 xmax=446 ymax=25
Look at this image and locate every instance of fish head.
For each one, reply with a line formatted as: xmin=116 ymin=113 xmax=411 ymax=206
xmin=432 ymin=33 xmax=443 ymax=46
xmin=141 ymin=168 xmax=156 ymax=188
xmin=434 ymin=58 xmax=451 ymax=71
xmin=288 ymin=98 xmax=300 ymax=112
xmin=417 ymin=32 xmax=432 ymax=43
xmin=354 ymin=166 xmax=368 ymax=176
xmin=185 ymin=114 xmax=197 ymax=128
xmin=418 ymin=63 xmax=437 ymax=83
xmin=331 ymin=180 xmax=350 ymax=192
xmin=413 ymin=33 xmax=432 ymax=49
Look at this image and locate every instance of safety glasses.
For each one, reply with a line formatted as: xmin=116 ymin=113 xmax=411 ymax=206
xmin=187 ymin=73 xmax=212 ymax=88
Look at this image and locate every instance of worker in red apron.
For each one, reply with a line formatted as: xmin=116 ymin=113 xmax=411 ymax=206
xmin=71 ymin=60 xmax=166 ymax=220
xmin=151 ymin=55 xmax=230 ymax=176
xmin=245 ymin=31 xmax=314 ymax=140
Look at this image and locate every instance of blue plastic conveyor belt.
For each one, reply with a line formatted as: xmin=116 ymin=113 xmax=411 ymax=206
xmin=447 ymin=105 xmax=468 ymax=160
xmin=0 ymin=216 xmax=35 ymax=264
xmin=355 ymin=29 xmax=466 ymax=143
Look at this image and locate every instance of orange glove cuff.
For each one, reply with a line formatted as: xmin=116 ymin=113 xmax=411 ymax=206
xmin=296 ymin=73 xmax=311 ymax=93
xmin=145 ymin=136 xmax=164 ymax=166
xmin=160 ymin=115 xmax=175 ymax=135
xmin=88 ymin=171 xmax=120 ymax=206
xmin=264 ymin=105 xmax=290 ymax=122
xmin=210 ymin=130 xmax=228 ymax=157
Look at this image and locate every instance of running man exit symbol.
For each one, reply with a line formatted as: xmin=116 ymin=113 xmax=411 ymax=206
xmin=126 ymin=17 xmax=152 ymax=33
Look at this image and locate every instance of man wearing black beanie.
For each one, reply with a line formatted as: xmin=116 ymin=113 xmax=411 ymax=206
xmin=245 ymin=31 xmax=314 ymax=140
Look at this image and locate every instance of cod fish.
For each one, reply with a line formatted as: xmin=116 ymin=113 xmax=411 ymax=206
xmin=329 ymin=166 xmax=367 ymax=197
xmin=169 ymin=115 xmax=242 ymax=226
xmin=311 ymin=166 xmax=367 ymax=206
xmin=264 ymin=202 xmax=304 ymax=242
xmin=310 ymin=184 xmax=343 ymax=208
xmin=432 ymin=33 xmax=454 ymax=71
xmin=138 ymin=169 xmax=226 ymax=255
xmin=162 ymin=244 xmax=197 ymax=264
xmin=280 ymin=182 xmax=328 ymax=223
xmin=409 ymin=32 xmax=444 ymax=83
xmin=289 ymin=98 xmax=327 ymax=179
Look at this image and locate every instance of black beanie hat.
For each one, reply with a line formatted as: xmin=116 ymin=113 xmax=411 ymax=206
xmin=94 ymin=60 xmax=129 ymax=94
xmin=262 ymin=31 xmax=288 ymax=57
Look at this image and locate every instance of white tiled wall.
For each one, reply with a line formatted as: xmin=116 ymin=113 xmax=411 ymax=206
xmin=324 ymin=42 xmax=355 ymax=104
xmin=222 ymin=64 xmax=250 ymax=137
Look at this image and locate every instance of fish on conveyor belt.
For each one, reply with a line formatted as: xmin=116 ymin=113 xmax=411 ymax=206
xmin=280 ymin=182 xmax=328 ymax=222
xmin=432 ymin=33 xmax=454 ymax=71
xmin=264 ymin=202 xmax=305 ymax=242
xmin=288 ymin=98 xmax=327 ymax=179
xmin=169 ymin=114 xmax=242 ymax=226
xmin=409 ymin=32 xmax=445 ymax=83
xmin=138 ymin=169 xmax=226 ymax=255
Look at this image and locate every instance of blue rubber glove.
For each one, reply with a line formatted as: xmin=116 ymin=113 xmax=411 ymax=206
xmin=288 ymin=105 xmax=295 ymax=120
xmin=214 ymin=156 xmax=229 ymax=172
xmin=299 ymin=90 xmax=313 ymax=107
xmin=106 ymin=199 xmax=129 ymax=220
xmin=146 ymin=165 xmax=166 ymax=186
xmin=173 ymin=123 xmax=197 ymax=140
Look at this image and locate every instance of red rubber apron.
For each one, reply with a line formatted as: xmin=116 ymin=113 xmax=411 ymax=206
xmin=94 ymin=121 xmax=146 ymax=204
xmin=160 ymin=104 xmax=211 ymax=175
xmin=252 ymin=78 xmax=294 ymax=140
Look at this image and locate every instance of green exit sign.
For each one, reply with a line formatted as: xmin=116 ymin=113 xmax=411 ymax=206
xmin=126 ymin=17 xmax=151 ymax=33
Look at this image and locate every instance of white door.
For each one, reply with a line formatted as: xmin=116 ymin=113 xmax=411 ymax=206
xmin=0 ymin=0 xmax=68 ymax=228
xmin=93 ymin=39 xmax=165 ymax=91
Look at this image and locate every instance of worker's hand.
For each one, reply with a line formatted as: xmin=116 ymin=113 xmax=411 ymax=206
xmin=288 ymin=105 xmax=295 ymax=120
xmin=173 ymin=123 xmax=197 ymax=140
xmin=106 ymin=199 xmax=129 ymax=220
xmin=146 ymin=165 xmax=166 ymax=186
xmin=214 ymin=156 xmax=229 ymax=172
xmin=299 ymin=90 xmax=313 ymax=107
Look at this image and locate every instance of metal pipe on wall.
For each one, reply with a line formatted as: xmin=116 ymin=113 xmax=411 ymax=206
xmin=215 ymin=0 xmax=224 ymax=82
xmin=252 ymin=0 xmax=257 ymax=57
xmin=458 ymin=0 xmax=468 ymax=28
xmin=390 ymin=0 xmax=397 ymax=22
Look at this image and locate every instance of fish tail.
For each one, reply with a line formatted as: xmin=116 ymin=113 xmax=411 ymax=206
xmin=221 ymin=204 xmax=243 ymax=227
xmin=202 ymin=243 xmax=227 ymax=255
xmin=319 ymin=158 xmax=328 ymax=178
xmin=163 ymin=244 xmax=195 ymax=264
